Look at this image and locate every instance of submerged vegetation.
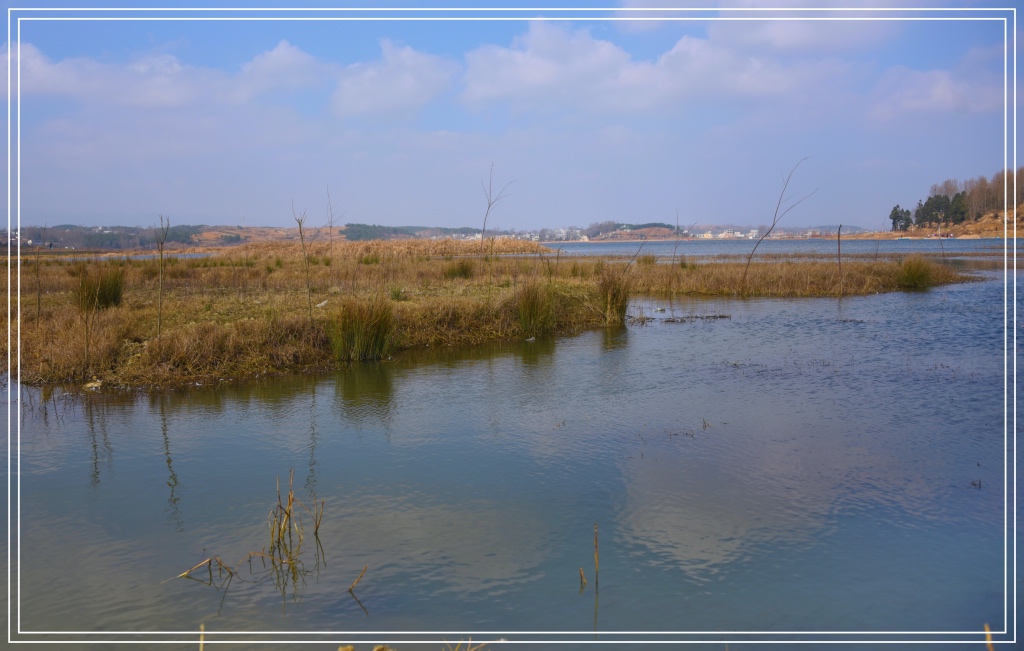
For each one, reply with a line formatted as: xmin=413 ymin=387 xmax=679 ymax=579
xmin=171 ymin=470 xmax=324 ymax=612
xmin=6 ymin=237 xmax=971 ymax=388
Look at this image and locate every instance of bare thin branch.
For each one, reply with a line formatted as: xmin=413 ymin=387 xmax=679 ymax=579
xmin=741 ymin=158 xmax=814 ymax=294
xmin=480 ymin=162 xmax=515 ymax=253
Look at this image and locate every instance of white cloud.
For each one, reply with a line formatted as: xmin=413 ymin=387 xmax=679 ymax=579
xmin=615 ymin=1 xmax=903 ymax=44
xmin=868 ymin=65 xmax=1002 ymax=121
xmin=461 ymin=23 xmax=636 ymax=110
xmin=331 ymin=39 xmax=458 ymax=118
xmin=461 ymin=23 xmax=826 ymax=113
xmin=230 ymin=39 xmax=326 ymax=102
xmin=656 ymin=34 xmax=801 ymax=98
xmin=707 ymin=18 xmax=898 ymax=54
xmin=13 ymin=40 xmax=334 ymax=109
xmin=612 ymin=0 xmax=691 ymax=33
xmin=14 ymin=42 xmax=207 ymax=108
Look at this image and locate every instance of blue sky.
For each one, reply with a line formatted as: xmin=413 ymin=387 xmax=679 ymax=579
xmin=5 ymin=3 xmax=1016 ymax=231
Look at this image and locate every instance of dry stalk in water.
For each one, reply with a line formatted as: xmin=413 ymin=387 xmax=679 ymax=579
xmin=171 ymin=469 xmax=324 ymax=611
xmin=348 ymin=564 xmax=368 ymax=592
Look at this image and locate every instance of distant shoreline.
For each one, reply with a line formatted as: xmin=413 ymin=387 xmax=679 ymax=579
xmin=540 ymin=234 xmax=1009 ymax=244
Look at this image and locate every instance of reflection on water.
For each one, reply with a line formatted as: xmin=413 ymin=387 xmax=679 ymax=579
xmin=336 ymin=361 xmax=394 ymax=426
xmin=600 ymin=325 xmax=628 ymax=351
xmin=84 ymin=400 xmax=114 ymax=489
xmin=159 ymin=400 xmax=184 ymax=532
xmin=11 ymin=272 xmax=1011 ymax=646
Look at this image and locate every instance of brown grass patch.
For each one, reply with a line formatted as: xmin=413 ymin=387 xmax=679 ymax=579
xmin=7 ymin=241 xmax=972 ymax=387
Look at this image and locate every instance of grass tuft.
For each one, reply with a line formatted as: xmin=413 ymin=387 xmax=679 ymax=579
xmin=597 ymin=270 xmax=631 ymax=325
xmin=516 ymin=282 xmax=556 ymax=337
xmin=328 ymin=297 xmax=397 ymax=362
xmin=444 ymin=259 xmax=475 ymax=279
xmin=896 ymin=255 xmax=934 ymax=290
xmin=73 ymin=266 xmax=124 ymax=310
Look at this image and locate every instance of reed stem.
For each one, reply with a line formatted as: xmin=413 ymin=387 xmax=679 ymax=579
xmin=348 ymin=564 xmax=368 ymax=592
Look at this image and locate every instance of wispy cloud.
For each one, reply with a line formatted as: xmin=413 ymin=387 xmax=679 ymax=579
xmin=868 ymin=58 xmax=1003 ymax=121
xmin=230 ymin=39 xmax=328 ymax=103
xmin=16 ymin=42 xmax=211 ymax=108
xmin=331 ymin=39 xmax=458 ymax=118
xmin=707 ymin=17 xmax=899 ymax=54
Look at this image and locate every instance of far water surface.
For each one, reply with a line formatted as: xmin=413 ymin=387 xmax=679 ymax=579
xmin=550 ymin=236 xmax=1006 ymax=259
xmin=11 ymin=270 xmax=1012 ymax=648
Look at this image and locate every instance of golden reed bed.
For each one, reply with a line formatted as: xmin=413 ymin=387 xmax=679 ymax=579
xmin=6 ymin=239 xmax=968 ymax=388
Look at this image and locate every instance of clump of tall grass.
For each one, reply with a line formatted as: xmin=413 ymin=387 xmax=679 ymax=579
xmin=516 ymin=282 xmax=556 ymax=337
xmin=328 ymin=297 xmax=396 ymax=362
xmin=71 ymin=265 xmax=126 ymax=380
xmin=637 ymin=254 xmax=657 ymax=266
xmin=444 ymin=259 xmax=475 ymax=279
xmin=896 ymin=255 xmax=934 ymax=290
xmin=73 ymin=267 xmax=124 ymax=310
xmin=597 ymin=270 xmax=631 ymax=325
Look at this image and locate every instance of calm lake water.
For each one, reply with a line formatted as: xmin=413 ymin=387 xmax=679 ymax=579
xmin=8 ymin=255 xmax=1015 ymax=649
xmin=551 ymin=237 xmax=1006 ymax=259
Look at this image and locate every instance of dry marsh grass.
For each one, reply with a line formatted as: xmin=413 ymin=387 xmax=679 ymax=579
xmin=328 ymin=296 xmax=397 ymax=362
xmin=627 ymin=257 xmax=964 ymax=297
xmin=5 ymin=241 xmax=971 ymax=387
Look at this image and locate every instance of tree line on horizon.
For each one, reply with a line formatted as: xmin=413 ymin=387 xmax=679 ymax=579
xmin=889 ymin=166 xmax=1024 ymax=231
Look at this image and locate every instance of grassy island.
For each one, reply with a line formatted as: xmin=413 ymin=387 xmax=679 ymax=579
xmin=6 ymin=238 xmax=970 ymax=388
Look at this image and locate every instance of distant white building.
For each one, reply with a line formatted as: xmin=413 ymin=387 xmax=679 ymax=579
xmin=747 ymin=229 xmax=759 ymax=239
